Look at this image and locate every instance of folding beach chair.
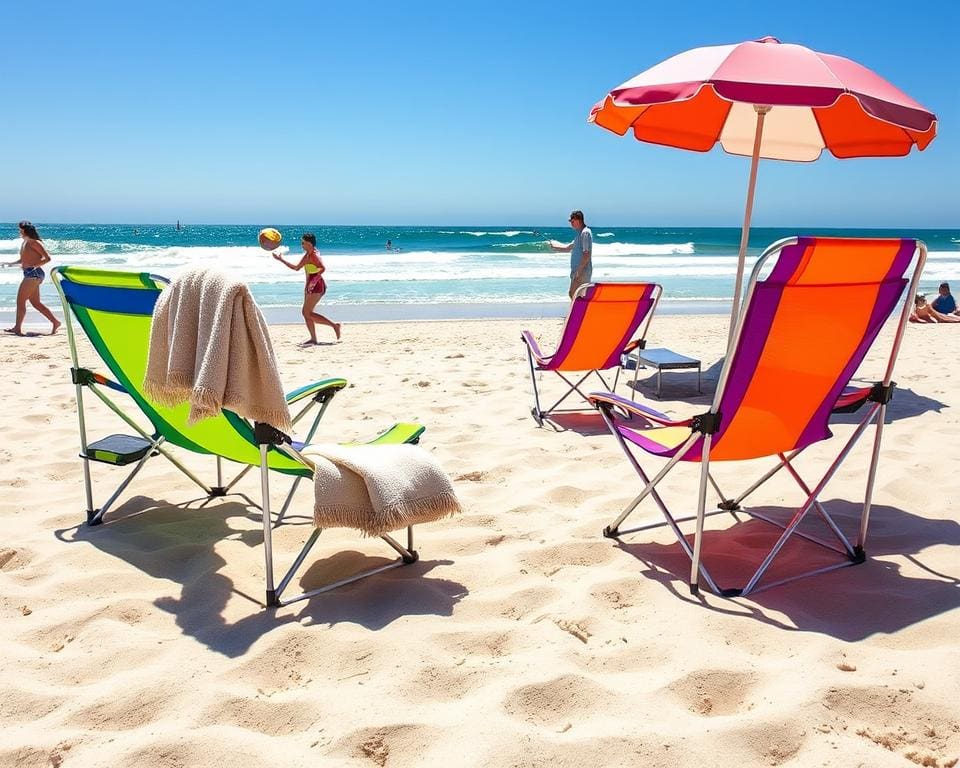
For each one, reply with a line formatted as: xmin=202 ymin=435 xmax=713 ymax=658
xmin=53 ymin=267 xmax=426 ymax=607
xmin=521 ymin=282 xmax=661 ymax=425
xmin=588 ymin=237 xmax=925 ymax=597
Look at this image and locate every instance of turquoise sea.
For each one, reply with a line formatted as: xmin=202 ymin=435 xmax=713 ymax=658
xmin=2 ymin=224 xmax=958 ymax=322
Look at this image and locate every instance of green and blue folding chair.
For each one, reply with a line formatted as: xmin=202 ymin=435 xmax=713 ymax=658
xmin=53 ymin=266 xmax=425 ymax=607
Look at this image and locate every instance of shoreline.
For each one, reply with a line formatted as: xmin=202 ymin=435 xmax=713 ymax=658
xmin=1 ymin=298 xmax=733 ymax=329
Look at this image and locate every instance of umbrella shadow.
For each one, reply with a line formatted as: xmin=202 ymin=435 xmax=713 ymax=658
xmin=607 ymin=499 xmax=960 ymax=639
xmin=56 ymin=494 xmax=466 ymax=656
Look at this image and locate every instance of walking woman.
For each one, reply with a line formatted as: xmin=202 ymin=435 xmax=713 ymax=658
xmin=273 ymin=232 xmax=341 ymax=344
xmin=3 ymin=221 xmax=60 ymax=336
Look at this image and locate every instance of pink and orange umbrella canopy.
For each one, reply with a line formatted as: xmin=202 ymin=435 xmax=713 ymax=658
xmin=589 ymin=36 xmax=938 ymax=331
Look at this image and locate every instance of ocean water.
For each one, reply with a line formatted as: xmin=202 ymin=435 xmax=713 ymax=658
xmin=2 ymin=224 xmax=958 ymax=319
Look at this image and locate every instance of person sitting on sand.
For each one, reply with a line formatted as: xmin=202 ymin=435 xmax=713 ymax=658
xmin=3 ymin=221 xmax=60 ymax=336
xmin=910 ymin=293 xmax=960 ymax=323
xmin=272 ymin=232 xmax=342 ymax=345
xmin=931 ymin=282 xmax=959 ymax=316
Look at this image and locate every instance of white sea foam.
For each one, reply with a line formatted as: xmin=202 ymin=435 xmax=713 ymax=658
xmin=512 ymin=241 xmax=697 ymax=257
xmin=595 ymin=241 xmax=695 ymax=256
xmin=457 ymin=230 xmax=537 ymax=237
xmin=596 ymin=232 xmax=615 ymax=237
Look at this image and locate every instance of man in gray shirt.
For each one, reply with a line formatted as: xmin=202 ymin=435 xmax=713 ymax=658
xmin=548 ymin=210 xmax=593 ymax=299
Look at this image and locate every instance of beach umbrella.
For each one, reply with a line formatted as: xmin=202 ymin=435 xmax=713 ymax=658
xmin=589 ymin=36 xmax=937 ymax=337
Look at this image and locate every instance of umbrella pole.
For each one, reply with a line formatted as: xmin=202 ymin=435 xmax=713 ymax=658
xmin=727 ymin=105 xmax=771 ymax=349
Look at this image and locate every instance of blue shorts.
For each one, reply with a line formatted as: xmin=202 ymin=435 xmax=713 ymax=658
xmin=23 ymin=267 xmax=45 ymax=281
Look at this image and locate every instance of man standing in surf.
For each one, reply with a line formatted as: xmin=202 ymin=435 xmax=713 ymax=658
xmin=547 ymin=210 xmax=593 ymax=299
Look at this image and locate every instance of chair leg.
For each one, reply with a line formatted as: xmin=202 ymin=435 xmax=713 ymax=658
xmin=526 ymin=347 xmax=544 ymax=425
xmin=89 ymin=450 xmax=156 ymax=526
xmin=272 ymin=526 xmax=419 ymax=608
xmin=856 ymin=402 xmax=887 ymax=556
xmin=689 ymin=438 xmax=713 ymax=595
xmin=260 ymin=445 xmax=278 ymax=607
xmin=75 ymin=383 xmax=97 ymax=520
xmin=598 ymin=406 xmax=699 ymax=536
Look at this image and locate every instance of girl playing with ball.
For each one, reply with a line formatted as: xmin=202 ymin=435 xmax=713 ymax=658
xmin=272 ymin=232 xmax=342 ymax=344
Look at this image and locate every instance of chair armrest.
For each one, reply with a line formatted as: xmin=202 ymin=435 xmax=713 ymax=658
xmin=622 ymin=338 xmax=647 ymax=355
xmin=341 ymin=422 xmax=426 ymax=447
xmin=588 ymin=390 xmax=692 ymax=427
xmin=285 ymin=377 xmax=348 ymax=405
xmin=521 ymin=330 xmax=553 ymax=366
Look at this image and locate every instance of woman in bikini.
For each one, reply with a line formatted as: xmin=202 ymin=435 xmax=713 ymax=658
xmin=273 ymin=232 xmax=341 ymax=345
xmin=3 ymin=221 xmax=60 ymax=336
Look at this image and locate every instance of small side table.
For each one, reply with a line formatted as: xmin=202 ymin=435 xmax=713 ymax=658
xmin=621 ymin=347 xmax=702 ymax=399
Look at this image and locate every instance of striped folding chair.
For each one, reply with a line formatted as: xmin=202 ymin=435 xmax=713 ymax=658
xmin=588 ymin=237 xmax=925 ymax=597
xmin=521 ymin=282 xmax=661 ymax=425
xmin=53 ymin=267 xmax=425 ymax=607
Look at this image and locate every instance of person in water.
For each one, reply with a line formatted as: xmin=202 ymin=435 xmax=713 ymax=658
xmin=3 ymin=221 xmax=60 ymax=336
xmin=547 ymin=209 xmax=593 ymax=299
xmin=273 ymin=232 xmax=342 ymax=344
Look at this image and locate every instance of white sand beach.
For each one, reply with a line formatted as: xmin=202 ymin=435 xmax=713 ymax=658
xmin=1 ymin=314 xmax=958 ymax=767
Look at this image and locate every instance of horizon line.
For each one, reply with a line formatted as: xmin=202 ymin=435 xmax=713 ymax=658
xmin=2 ymin=221 xmax=957 ymax=230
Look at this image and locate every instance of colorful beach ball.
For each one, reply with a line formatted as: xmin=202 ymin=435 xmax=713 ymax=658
xmin=258 ymin=227 xmax=282 ymax=251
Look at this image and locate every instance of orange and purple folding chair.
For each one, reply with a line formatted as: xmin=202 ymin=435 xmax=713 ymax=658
xmin=521 ymin=282 xmax=661 ymax=425
xmin=589 ymin=237 xmax=925 ymax=597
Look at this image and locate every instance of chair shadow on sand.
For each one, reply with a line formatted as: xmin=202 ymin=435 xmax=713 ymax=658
xmin=609 ymin=499 xmax=960 ymax=640
xmin=55 ymin=494 xmax=468 ymax=657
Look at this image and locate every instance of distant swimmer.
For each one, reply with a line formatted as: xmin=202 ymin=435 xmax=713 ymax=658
xmin=386 ymin=239 xmax=392 ymax=250
xmin=176 ymin=220 xmax=182 ymax=231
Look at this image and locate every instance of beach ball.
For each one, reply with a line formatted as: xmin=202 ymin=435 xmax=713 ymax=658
xmin=258 ymin=227 xmax=282 ymax=250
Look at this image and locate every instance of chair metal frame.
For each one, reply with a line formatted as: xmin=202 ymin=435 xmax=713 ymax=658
xmin=593 ymin=237 xmax=926 ymax=597
xmin=253 ymin=424 xmax=420 ymax=607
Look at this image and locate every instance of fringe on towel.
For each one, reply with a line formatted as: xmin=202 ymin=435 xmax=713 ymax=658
xmin=314 ymin=492 xmax=461 ymax=538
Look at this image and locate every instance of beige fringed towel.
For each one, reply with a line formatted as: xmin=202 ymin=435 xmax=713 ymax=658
xmin=143 ymin=267 xmax=292 ymax=431
xmin=301 ymin=443 xmax=461 ymax=537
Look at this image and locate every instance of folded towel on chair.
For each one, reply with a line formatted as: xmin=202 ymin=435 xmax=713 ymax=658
xmin=143 ymin=267 xmax=292 ymax=431
xmin=302 ymin=443 xmax=461 ymax=537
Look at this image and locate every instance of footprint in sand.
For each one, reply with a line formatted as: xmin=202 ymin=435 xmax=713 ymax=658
xmin=199 ymin=695 xmax=320 ymax=736
xmin=68 ymin=683 xmax=176 ymax=731
xmin=726 ymin=719 xmax=808 ymax=766
xmin=666 ymin=669 xmax=759 ymax=716
xmin=822 ymin=684 xmax=959 ymax=767
xmin=336 ymin=724 xmax=439 ymax=767
xmin=0 ymin=547 xmax=32 ymax=572
xmin=502 ymin=674 xmax=621 ymax=726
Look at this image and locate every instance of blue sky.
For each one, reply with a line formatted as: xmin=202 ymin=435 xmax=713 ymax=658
xmin=2 ymin=0 xmax=957 ymax=226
